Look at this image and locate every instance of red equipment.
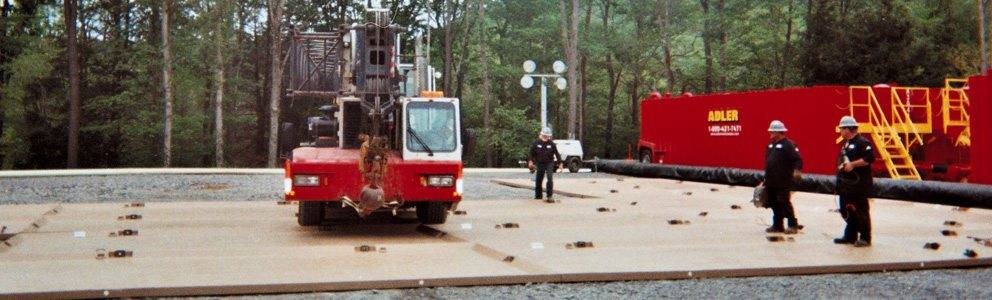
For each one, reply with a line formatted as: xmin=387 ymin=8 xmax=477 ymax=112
xmin=281 ymin=10 xmax=465 ymax=226
xmin=638 ymin=74 xmax=991 ymax=184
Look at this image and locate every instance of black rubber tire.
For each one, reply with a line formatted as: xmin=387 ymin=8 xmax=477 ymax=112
xmin=416 ymin=202 xmax=449 ymax=224
xmin=297 ymin=201 xmax=325 ymax=226
xmin=640 ymin=150 xmax=653 ymax=164
xmin=568 ymin=158 xmax=581 ymax=173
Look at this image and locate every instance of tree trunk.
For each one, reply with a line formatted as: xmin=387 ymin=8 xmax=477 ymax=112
xmin=780 ymin=0 xmax=795 ymax=87
xmin=267 ymin=0 xmax=285 ymax=167
xmin=601 ymin=0 xmax=619 ymax=158
xmin=604 ymin=70 xmax=621 ymax=158
xmin=559 ymin=0 xmax=580 ymax=139
xmin=579 ymin=3 xmax=591 ymax=143
xmin=629 ymin=13 xmax=645 ymax=125
xmin=565 ymin=0 xmax=579 ymax=140
xmin=442 ymin=0 xmax=455 ymax=96
xmin=65 ymin=0 xmax=81 ymax=168
xmin=161 ymin=0 xmax=174 ymax=167
xmin=476 ymin=1 xmax=493 ymax=167
xmin=214 ymin=2 xmax=226 ymax=167
xmin=716 ymin=0 xmax=726 ymax=91
xmin=453 ymin=1 xmax=477 ymax=100
xmin=981 ymin=0 xmax=989 ymax=74
xmin=700 ymin=0 xmax=713 ymax=93
xmin=661 ymin=0 xmax=676 ymax=92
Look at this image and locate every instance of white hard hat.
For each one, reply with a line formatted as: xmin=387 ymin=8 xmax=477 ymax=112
xmin=768 ymin=120 xmax=788 ymax=132
xmin=837 ymin=116 xmax=859 ymax=128
xmin=540 ymin=127 xmax=553 ymax=137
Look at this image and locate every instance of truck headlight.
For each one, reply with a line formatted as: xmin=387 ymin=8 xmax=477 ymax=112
xmin=293 ymin=175 xmax=321 ymax=186
xmin=426 ymin=175 xmax=455 ymax=187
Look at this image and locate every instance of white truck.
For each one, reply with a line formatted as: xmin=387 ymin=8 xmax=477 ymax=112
xmin=554 ymin=139 xmax=584 ymax=173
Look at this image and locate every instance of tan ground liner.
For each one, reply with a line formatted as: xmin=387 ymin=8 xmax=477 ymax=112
xmin=1 ymin=177 xmax=990 ymax=298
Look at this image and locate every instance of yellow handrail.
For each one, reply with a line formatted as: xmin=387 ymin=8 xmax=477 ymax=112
xmin=942 ymin=79 xmax=971 ymax=147
xmin=848 ymin=86 xmax=921 ymax=180
xmin=889 ymin=87 xmax=931 ymax=147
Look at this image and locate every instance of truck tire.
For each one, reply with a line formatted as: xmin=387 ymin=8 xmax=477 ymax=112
xmin=640 ymin=150 xmax=653 ymax=164
xmin=568 ymin=158 xmax=581 ymax=173
xmin=416 ymin=202 xmax=448 ymax=224
xmin=298 ymin=201 xmax=325 ymax=226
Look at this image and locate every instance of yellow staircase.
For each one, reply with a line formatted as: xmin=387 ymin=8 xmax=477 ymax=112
xmin=848 ymin=86 xmax=924 ymax=180
xmin=941 ymin=79 xmax=971 ymax=147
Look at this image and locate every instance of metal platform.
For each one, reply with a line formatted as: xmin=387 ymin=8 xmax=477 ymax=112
xmin=1 ymin=177 xmax=990 ymax=298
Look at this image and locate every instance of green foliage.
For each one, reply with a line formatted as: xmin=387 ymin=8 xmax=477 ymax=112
xmin=0 ymin=0 xmax=985 ymax=168
xmin=1 ymin=37 xmax=58 ymax=169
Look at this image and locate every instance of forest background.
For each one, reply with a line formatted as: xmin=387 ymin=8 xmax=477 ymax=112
xmin=0 ymin=0 xmax=986 ymax=169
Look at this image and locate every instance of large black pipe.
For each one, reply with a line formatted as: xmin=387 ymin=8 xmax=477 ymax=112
xmin=591 ymin=159 xmax=992 ymax=209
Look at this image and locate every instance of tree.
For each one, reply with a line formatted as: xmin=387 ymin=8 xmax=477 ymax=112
xmin=65 ymin=0 xmax=81 ymax=168
xmin=0 ymin=0 xmax=987 ymax=169
xmin=162 ymin=0 xmax=174 ymax=167
xmin=476 ymin=0 xmax=494 ymax=167
xmin=600 ymin=0 xmax=622 ymax=158
xmin=700 ymin=0 xmax=714 ymax=93
xmin=558 ymin=0 xmax=580 ymax=139
xmin=981 ymin=0 xmax=990 ymax=74
xmin=213 ymin=0 xmax=229 ymax=167
xmin=657 ymin=0 xmax=678 ymax=92
xmin=267 ymin=0 xmax=285 ymax=167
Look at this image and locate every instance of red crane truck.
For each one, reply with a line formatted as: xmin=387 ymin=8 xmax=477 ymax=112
xmin=280 ymin=9 xmax=466 ymax=226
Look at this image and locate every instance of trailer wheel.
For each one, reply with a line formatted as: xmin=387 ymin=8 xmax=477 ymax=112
xmin=416 ymin=202 xmax=449 ymax=224
xmin=298 ymin=201 xmax=325 ymax=226
xmin=567 ymin=158 xmax=581 ymax=173
xmin=639 ymin=150 xmax=653 ymax=164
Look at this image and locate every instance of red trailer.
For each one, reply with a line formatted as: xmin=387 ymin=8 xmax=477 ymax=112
xmin=637 ymin=75 xmax=988 ymax=183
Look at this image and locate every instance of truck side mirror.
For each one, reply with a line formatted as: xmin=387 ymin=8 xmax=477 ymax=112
xmin=462 ymin=128 xmax=477 ymax=157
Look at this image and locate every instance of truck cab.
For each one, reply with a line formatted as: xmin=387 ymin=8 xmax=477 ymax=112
xmin=402 ymin=95 xmax=462 ymax=162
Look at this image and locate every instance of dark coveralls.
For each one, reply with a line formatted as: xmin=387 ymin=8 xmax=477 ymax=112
xmin=530 ymin=139 xmax=562 ymax=199
xmin=836 ymin=135 xmax=876 ymax=243
xmin=764 ymin=137 xmax=803 ymax=230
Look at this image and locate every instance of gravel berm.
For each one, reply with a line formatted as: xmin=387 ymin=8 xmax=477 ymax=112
xmin=1 ymin=170 xmax=989 ymax=298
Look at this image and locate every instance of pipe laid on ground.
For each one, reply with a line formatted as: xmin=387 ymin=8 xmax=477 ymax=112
xmin=591 ymin=159 xmax=992 ymax=209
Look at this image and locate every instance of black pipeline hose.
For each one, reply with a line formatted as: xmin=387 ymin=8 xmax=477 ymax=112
xmin=590 ymin=159 xmax=992 ymax=209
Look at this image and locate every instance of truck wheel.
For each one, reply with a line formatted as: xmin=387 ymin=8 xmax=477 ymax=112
xmin=416 ymin=202 xmax=449 ymax=224
xmin=640 ymin=150 xmax=653 ymax=164
xmin=298 ymin=201 xmax=325 ymax=226
xmin=568 ymin=158 xmax=581 ymax=173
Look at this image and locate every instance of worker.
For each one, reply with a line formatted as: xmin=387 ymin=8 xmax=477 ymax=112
xmin=834 ymin=116 xmax=875 ymax=247
xmin=528 ymin=127 xmax=562 ymax=200
xmin=762 ymin=120 xmax=804 ymax=234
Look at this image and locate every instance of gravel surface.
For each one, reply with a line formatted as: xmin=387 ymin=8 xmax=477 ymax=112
xmin=0 ymin=169 xmax=608 ymax=204
xmin=0 ymin=174 xmax=282 ymax=204
xmin=3 ymin=169 xmax=990 ymax=298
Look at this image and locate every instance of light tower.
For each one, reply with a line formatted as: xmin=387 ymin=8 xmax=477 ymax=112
xmin=520 ymin=60 xmax=567 ymax=130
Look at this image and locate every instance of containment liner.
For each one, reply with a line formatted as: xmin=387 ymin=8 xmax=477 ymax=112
xmin=9 ymin=258 xmax=992 ymax=299
xmin=591 ymin=159 xmax=992 ymax=209
xmin=4 ymin=178 xmax=992 ymax=298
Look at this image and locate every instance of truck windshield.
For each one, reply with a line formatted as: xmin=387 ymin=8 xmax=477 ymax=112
xmin=406 ymin=102 xmax=457 ymax=152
